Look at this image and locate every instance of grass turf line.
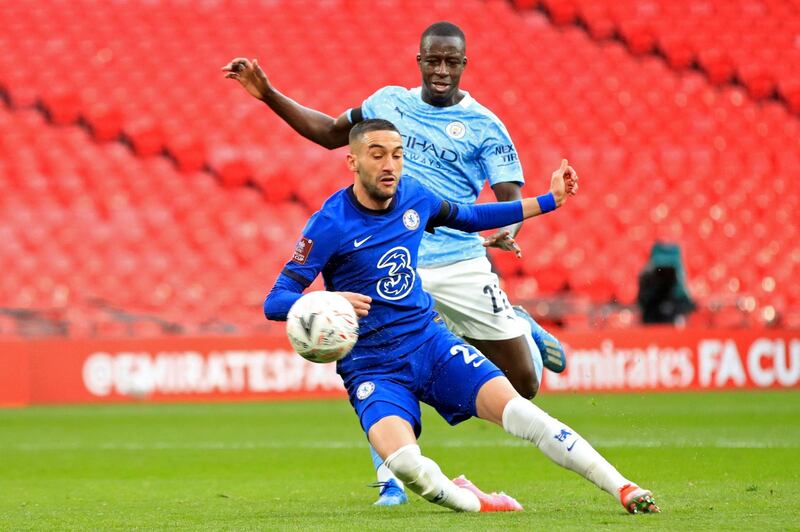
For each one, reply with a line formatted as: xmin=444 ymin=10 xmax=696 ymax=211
xmin=1 ymin=390 xmax=798 ymax=530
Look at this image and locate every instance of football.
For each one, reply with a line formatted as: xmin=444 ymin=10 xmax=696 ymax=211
xmin=286 ymin=291 xmax=359 ymax=363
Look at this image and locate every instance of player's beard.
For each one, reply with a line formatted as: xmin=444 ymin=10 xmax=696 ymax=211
xmin=360 ymin=174 xmax=397 ymax=202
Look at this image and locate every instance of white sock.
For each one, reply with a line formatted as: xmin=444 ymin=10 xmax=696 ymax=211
xmin=502 ymin=396 xmax=629 ymax=496
xmin=384 ymin=444 xmax=480 ymax=512
xmin=376 ymin=462 xmax=403 ymax=489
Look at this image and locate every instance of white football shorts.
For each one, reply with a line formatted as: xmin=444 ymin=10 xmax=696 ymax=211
xmin=418 ymin=256 xmax=528 ymax=341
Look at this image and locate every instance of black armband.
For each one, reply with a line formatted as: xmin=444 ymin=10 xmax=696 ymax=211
xmin=348 ymin=107 xmax=364 ymax=124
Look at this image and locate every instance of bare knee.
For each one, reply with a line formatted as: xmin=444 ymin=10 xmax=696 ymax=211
xmin=508 ymin=370 xmax=539 ymax=399
xmin=367 ymin=415 xmax=417 ymax=459
xmin=465 ymin=336 xmax=540 ymax=400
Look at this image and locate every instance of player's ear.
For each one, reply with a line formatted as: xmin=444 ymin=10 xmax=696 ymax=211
xmin=416 ymin=53 xmax=421 ymax=64
xmin=463 ymin=56 xmax=468 ymax=68
xmin=346 ymin=153 xmax=358 ymax=173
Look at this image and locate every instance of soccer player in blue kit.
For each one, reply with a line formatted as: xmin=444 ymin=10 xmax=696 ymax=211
xmin=263 ymin=119 xmax=659 ymax=515
xmin=224 ymin=21 xmax=568 ymax=505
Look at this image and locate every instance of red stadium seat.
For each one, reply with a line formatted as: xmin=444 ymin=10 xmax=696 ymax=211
xmin=529 ymin=266 xmax=568 ymax=296
xmin=215 ymin=158 xmax=252 ymax=188
xmin=83 ymin=103 xmax=124 ymax=141
xmin=658 ymin=35 xmax=694 ymax=69
xmin=543 ymin=0 xmax=578 ymax=25
xmin=696 ymin=50 xmax=735 ymax=83
xmin=167 ymin=134 xmax=207 ymax=173
xmin=618 ymin=21 xmax=656 ymax=55
xmin=737 ymin=65 xmax=776 ymax=99
xmin=577 ymin=4 xmax=616 ymax=40
xmin=41 ymin=90 xmax=82 ymax=125
xmin=511 ymin=0 xmax=541 ymax=9
xmin=779 ymin=80 xmax=800 ymax=113
xmin=124 ymin=118 xmax=165 ymax=157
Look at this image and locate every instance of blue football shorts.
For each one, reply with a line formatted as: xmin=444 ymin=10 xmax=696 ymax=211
xmin=345 ymin=323 xmax=504 ymax=438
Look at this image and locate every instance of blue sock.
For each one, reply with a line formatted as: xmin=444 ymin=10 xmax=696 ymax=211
xmin=370 ymin=444 xmax=404 ymax=492
xmin=369 ymin=444 xmax=383 ymax=471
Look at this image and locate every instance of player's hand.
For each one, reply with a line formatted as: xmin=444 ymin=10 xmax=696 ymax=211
xmin=565 ymin=163 xmax=579 ymax=197
xmin=483 ymin=229 xmax=522 ymax=258
xmin=221 ymin=57 xmax=271 ymax=100
xmin=336 ymin=292 xmax=372 ymax=318
xmin=549 ymin=159 xmax=579 ymax=206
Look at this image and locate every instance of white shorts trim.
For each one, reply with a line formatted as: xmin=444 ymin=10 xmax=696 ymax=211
xmin=418 ymin=257 xmax=528 ymax=341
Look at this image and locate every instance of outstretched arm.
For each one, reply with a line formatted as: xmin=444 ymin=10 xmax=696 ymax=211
xmin=264 ymin=274 xmax=371 ymax=321
xmin=222 ymin=57 xmax=353 ymax=150
xmin=264 ymin=273 xmax=305 ymax=321
xmin=433 ymin=159 xmax=579 ymax=234
xmin=482 ymin=160 xmax=578 ymax=258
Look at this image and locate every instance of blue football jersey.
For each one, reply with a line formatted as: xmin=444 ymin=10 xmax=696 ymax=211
xmin=270 ymin=176 xmax=523 ymax=382
xmin=358 ymin=86 xmax=524 ymax=267
xmin=281 ymin=177 xmax=445 ymax=377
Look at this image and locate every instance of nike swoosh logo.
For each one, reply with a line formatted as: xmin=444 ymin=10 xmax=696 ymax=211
xmin=566 ymin=439 xmax=578 ymax=452
xmin=353 ymin=236 xmax=372 ymax=248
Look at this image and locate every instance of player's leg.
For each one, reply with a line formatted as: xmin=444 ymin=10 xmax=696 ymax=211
xmin=464 ymin=336 xmax=539 ymax=398
xmin=513 ymin=304 xmax=566 ymax=373
xmin=368 ymin=445 xmax=407 ymax=506
xmin=414 ymin=331 xmax=524 ymax=512
xmin=474 ymin=376 xmax=660 ymax=514
xmin=418 ymin=258 xmax=544 ymax=397
xmin=353 ymin=379 xmax=407 ymax=506
xmin=365 ymin=259 xmax=542 ymax=503
xmin=355 ymin=384 xmax=481 ymax=512
xmin=421 ymin=257 xmax=566 ymax=375
xmin=371 ymin=416 xmax=524 ymax=512
xmin=369 ymin=417 xmax=482 ymax=511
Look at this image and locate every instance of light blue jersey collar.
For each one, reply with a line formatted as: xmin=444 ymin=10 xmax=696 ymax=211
xmin=408 ymin=86 xmax=476 ymax=111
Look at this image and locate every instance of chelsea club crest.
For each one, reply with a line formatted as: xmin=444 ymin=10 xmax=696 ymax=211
xmin=356 ymin=381 xmax=375 ymax=400
xmin=403 ymin=209 xmax=420 ymax=230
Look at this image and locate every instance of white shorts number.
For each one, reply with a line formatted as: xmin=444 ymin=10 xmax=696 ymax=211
xmin=418 ymin=257 xmax=526 ymax=341
xmin=450 ymin=344 xmax=487 ymax=368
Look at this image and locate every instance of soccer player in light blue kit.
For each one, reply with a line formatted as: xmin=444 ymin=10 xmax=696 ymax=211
xmin=263 ymin=119 xmax=659 ymax=515
xmin=224 ymin=21 xmax=566 ymax=505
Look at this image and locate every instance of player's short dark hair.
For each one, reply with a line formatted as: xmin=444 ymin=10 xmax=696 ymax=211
xmin=420 ymin=21 xmax=466 ymax=50
xmin=348 ymin=118 xmax=400 ymax=144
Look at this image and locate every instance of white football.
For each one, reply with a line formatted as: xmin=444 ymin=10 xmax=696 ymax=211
xmin=286 ymin=291 xmax=359 ymax=363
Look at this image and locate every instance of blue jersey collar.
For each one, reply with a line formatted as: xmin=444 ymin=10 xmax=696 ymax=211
xmin=346 ymin=185 xmax=398 ymax=216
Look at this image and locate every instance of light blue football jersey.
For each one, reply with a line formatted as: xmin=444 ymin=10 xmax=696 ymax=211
xmin=357 ymin=86 xmax=525 ymax=267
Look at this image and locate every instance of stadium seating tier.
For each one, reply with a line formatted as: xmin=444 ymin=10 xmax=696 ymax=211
xmin=0 ymin=0 xmax=798 ymax=336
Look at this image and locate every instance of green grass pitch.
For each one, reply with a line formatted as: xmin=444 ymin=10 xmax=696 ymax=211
xmin=1 ymin=390 xmax=798 ymax=530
